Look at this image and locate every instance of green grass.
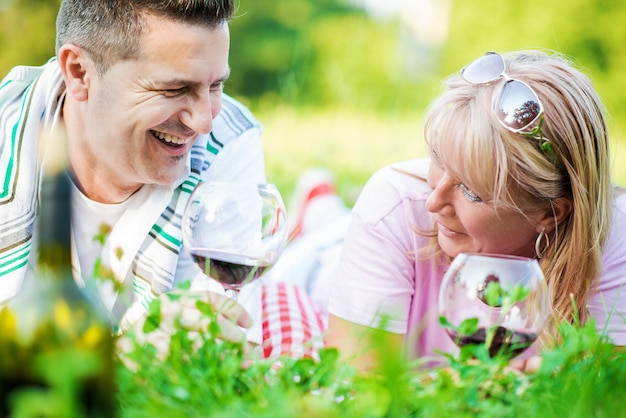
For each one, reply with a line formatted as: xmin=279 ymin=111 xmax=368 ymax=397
xmin=258 ymin=107 xmax=626 ymax=210
xmin=5 ymin=283 xmax=625 ymax=417
xmin=112 ymin=298 xmax=626 ymax=418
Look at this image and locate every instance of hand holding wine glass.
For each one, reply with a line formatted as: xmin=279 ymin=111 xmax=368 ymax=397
xmin=439 ymin=253 xmax=551 ymax=359
xmin=183 ymin=181 xmax=288 ymax=300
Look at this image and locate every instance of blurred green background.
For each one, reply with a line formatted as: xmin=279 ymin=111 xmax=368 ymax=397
xmin=2 ymin=0 xmax=625 ymax=206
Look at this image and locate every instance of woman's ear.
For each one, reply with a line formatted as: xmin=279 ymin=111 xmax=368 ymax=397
xmin=537 ymin=196 xmax=573 ymax=234
xmin=57 ymin=45 xmax=94 ymax=102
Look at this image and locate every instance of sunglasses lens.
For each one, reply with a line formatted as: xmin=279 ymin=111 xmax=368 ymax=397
xmin=497 ymin=80 xmax=542 ymax=131
xmin=461 ymin=52 xmax=505 ymax=84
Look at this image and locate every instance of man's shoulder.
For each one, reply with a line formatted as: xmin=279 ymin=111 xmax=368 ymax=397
xmin=1 ymin=59 xmax=56 ymax=89
xmin=189 ymin=94 xmax=263 ymax=174
xmin=0 ymin=59 xmax=62 ymax=128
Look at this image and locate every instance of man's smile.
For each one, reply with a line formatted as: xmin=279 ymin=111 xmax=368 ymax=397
xmin=150 ymin=129 xmax=191 ymax=146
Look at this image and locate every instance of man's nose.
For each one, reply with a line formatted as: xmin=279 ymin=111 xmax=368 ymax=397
xmin=181 ymin=91 xmax=222 ymax=135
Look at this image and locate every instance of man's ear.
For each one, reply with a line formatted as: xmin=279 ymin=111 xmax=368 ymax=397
xmin=537 ymin=196 xmax=573 ymax=234
xmin=57 ymin=45 xmax=94 ymax=102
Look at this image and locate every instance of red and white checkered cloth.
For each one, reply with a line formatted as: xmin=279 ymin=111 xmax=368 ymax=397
xmin=261 ymin=281 xmax=325 ymax=360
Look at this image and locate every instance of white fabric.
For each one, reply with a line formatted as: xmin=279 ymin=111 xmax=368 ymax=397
xmin=112 ymin=129 xmax=266 ymax=328
xmin=588 ymin=191 xmax=626 ymax=345
xmin=0 ymin=60 xmax=65 ymax=302
xmin=0 ymin=59 xmax=269 ymax=343
xmin=70 ymin=181 xmax=152 ymax=311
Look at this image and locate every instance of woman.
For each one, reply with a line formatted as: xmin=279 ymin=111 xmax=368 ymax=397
xmin=325 ymin=50 xmax=626 ymax=370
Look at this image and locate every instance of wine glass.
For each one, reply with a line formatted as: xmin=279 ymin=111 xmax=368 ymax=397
xmin=438 ymin=253 xmax=551 ymax=359
xmin=182 ymin=181 xmax=288 ymax=300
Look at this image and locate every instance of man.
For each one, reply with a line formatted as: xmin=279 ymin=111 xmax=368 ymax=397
xmin=0 ymin=0 xmax=322 ymax=358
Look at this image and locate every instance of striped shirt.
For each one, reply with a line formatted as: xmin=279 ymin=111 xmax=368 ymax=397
xmin=0 ymin=59 xmax=323 ymax=359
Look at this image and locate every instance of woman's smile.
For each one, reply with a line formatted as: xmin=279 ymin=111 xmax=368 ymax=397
xmin=436 ymin=221 xmax=465 ymax=238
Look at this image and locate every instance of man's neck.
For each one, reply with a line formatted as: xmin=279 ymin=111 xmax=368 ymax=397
xmin=68 ymin=168 xmax=143 ymax=204
xmin=63 ymin=99 xmax=142 ymax=204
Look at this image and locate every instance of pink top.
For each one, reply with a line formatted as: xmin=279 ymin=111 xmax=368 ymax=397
xmin=328 ymin=158 xmax=626 ymax=362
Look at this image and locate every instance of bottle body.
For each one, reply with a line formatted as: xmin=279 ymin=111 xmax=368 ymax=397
xmin=0 ymin=277 xmax=116 ymax=417
xmin=0 ymin=173 xmax=117 ymax=417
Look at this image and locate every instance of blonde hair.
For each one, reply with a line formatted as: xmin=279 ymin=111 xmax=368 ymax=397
xmin=424 ymin=50 xmax=613 ymax=344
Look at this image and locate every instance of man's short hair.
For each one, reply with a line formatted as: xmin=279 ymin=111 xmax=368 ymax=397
xmin=56 ymin=0 xmax=234 ymax=74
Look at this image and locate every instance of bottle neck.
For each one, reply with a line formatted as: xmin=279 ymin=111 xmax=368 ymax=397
xmin=37 ymin=171 xmax=72 ymax=278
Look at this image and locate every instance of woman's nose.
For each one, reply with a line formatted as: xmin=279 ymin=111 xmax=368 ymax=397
xmin=425 ymin=172 xmax=456 ymax=216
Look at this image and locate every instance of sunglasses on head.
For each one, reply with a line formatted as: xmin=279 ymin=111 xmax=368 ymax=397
xmin=461 ymin=52 xmax=555 ymax=157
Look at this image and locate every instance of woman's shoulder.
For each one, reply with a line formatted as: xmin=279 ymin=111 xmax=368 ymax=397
xmin=613 ymin=187 xmax=626 ymax=211
xmin=608 ymin=187 xmax=626 ymax=230
xmin=352 ymin=158 xmax=432 ymax=223
xmin=602 ymin=187 xmax=626 ymax=261
xmin=362 ymin=158 xmax=431 ymax=197
xmin=387 ymin=157 xmax=431 ymax=178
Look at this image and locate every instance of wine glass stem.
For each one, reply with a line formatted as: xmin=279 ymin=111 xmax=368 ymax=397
xmin=225 ymin=288 xmax=239 ymax=301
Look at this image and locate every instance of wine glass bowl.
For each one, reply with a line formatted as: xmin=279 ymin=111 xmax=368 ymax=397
xmin=183 ymin=181 xmax=288 ymax=298
xmin=439 ymin=253 xmax=550 ymax=359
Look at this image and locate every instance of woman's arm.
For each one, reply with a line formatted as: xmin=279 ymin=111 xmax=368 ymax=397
xmin=326 ymin=313 xmax=404 ymax=371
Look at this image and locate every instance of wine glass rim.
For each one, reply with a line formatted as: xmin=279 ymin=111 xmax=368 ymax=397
xmin=194 ymin=180 xmax=278 ymax=189
xmin=456 ymin=252 xmax=536 ymax=262
xmin=189 ymin=249 xmax=275 ymax=266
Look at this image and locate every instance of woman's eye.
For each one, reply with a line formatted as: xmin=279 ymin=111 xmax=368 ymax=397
xmin=458 ymin=183 xmax=482 ymax=202
xmin=430 ymin=148 xmax=444 ymax=168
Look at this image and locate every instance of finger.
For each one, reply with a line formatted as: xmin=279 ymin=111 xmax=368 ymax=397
xmin=524 ymin=356 xmax=542 ymax=373
xmin=508 ymin=358 xmax=526 ymax=371
xmin=177 ymin=307 xmax=212 ymax=331
xmin=216 ymin=314 xmax=248 ymax=344
xmin=166 ymin=290 xmax=253 ymax=328
xmin=208 ymin=292 xmax=254 ymax=328
xmin=509 ymin=356 xmax=542 ymax=373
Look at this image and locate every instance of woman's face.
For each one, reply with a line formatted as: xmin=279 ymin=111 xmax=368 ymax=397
xmin=425 ymin=158 xmax=544 ymax=259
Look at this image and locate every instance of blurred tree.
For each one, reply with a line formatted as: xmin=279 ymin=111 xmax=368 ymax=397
xmin=440 ymin=0 xmax=626 ymax=120
xmin=228 ymin=0 xmax=430 ymax=113
xmin=2 ymin=0 xmax=625 ymax=119
xmin=0 ymin=0 xmax=60 ymax=75
xmin=0 ymin=0 xmax=425 ymax=113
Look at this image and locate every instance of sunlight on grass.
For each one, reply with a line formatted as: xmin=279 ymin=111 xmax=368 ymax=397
xmin=258 ymin=107 xmax=427 ymax=206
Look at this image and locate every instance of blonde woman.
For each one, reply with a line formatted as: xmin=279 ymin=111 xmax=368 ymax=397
xmin=326 ymin=50 xmax=626 ymax=370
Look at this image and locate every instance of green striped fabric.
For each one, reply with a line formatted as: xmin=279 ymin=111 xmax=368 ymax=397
xmin=0 ymin=59 xmax=263 ymax=315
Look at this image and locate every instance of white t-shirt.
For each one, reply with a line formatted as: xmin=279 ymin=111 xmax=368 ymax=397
xmin=70 ymin=180 xmax=264 ymax=344
xmin=70 ymin=181 xmax=151 ymax=312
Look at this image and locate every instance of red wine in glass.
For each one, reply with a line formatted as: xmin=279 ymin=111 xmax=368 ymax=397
xmin=183 ymin=182 xmax=288 ymax=300
xmin=192 ymin=254 xmax=267 ymax=293
xmin=447 ymin=326 xmax=537 ymax=358
xmin=438 ymin=253 xmax=550 ymax=360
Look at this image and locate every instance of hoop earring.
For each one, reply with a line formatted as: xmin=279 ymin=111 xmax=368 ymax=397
xmin=534 ymin=228 xmax=550 ymax=259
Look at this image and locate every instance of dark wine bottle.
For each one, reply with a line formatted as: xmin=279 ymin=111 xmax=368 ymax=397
xmin=0 ymin=168 xmax=117 ymax=417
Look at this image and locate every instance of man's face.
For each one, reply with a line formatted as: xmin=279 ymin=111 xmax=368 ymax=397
xmin=78 ymin=16 xmax=230 ymax=195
